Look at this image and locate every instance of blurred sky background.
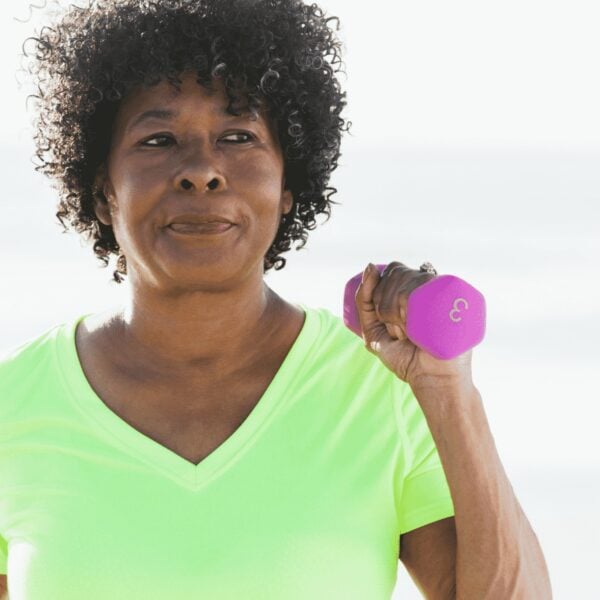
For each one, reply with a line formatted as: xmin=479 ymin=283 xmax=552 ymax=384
xmin=1 ymin=0 xmax=599 ymax=597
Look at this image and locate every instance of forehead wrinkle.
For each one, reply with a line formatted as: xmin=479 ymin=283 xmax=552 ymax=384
xmin=125 ymin=105 xmax=260 ymax=134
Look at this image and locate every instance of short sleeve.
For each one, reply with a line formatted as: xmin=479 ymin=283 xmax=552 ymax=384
xmin=0 ymin=533 xmax=7 ymax=574
xmin=392 ymin=378 xmax=455 ymax=535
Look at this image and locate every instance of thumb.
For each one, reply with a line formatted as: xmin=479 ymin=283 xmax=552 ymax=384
xmin=355 ymin=263 xmax=384 ymax=343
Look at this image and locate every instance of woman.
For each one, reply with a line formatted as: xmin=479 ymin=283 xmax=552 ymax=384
xmin=0 ymin=1 xmax=552 ymax=599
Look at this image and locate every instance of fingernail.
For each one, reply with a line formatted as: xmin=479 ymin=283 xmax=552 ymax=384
xmin=361 ymin=264 xmax=371 ymax=284
xmin=362 ymin=263 xmax=375 ymax=284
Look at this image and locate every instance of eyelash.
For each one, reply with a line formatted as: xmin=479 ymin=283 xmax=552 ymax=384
xmin=139 ymin=132 xmax=254 ymax=147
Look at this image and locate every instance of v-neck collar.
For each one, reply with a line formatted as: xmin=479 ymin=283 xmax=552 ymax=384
xmin=54 ymin=302 xmax=321 ymax=490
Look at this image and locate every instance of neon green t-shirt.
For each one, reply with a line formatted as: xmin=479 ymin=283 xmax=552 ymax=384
xmin=0 ymin=304 xmax=454 ymax=599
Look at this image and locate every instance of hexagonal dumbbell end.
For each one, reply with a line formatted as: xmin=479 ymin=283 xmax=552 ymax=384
xmin=343 ymin=264 xmax=486 ymax=360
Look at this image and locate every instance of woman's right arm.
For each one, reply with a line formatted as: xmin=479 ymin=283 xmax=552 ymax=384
xmin=0 ymin=573 xmax=8 ymax=599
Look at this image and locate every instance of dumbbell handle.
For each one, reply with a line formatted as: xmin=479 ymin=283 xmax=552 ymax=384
xmin=343 ymin=263 xmax=486 ymax=360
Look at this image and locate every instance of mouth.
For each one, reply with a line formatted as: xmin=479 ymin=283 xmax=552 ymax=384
xmin=167 ymin=222 xmax=235 ymax=235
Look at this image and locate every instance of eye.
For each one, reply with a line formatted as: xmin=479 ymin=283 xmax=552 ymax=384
xmin=221 ymin=131 xmax=255 ymax=143
xmin=139 ymin=132 xmax=255 ymax=147
xmin=140 ymin=134 xmax=173 ymax=147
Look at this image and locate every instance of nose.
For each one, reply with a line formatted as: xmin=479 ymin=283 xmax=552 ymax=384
xmin=174 ymin=145 xmax=227 ymax=192
xmin=180 ymin=177 xmax=220 ymax=191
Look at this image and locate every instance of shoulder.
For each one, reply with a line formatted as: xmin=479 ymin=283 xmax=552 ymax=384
xmin=0 ymin=317 xmax=77 ymax=419
xmin=0 ymin=322 xmax=60 ymax=375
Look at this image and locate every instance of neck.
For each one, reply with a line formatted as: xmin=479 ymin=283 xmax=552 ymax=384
xmin=107 ymin=279 xmax=289 ymax=382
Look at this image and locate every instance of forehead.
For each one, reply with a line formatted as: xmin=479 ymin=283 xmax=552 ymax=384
xmin=117 ymin=74 xmax=268 ymax=132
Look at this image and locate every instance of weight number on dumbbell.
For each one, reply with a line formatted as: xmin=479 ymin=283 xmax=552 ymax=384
xmin=449 ymin=297 xmax=469 ymax=323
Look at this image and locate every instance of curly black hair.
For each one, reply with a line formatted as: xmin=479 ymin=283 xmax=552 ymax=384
xmin=18 ymin=0 xmax=352 ymax=284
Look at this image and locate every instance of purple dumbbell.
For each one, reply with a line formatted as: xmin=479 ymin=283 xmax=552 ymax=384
xmin=343 ymin=263 xmax=486 ymax=360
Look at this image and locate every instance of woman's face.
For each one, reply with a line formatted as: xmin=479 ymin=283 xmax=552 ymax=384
xmin=94 ymin=71 xmax=293 ymax=287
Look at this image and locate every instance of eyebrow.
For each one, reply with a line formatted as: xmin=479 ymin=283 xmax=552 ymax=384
xmin=126 ymin=106 xmax=255 ymax=133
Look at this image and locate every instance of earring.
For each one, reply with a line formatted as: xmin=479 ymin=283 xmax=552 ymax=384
xmin=117 ymin=254 xmax=127 ymax=274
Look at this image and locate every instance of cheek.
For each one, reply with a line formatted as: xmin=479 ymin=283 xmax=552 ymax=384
xmin=110 ymin=163 xmax=162 ymax=215
xmin=238 ymin=156 xmax=283 ymax=199
xmin=107 ymin=164 xmax=149 ymax=207
xmin=125 ymin=169 xmax=162 ymax=195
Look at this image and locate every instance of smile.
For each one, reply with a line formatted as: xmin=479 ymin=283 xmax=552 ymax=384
xmin=167 ymin=223 xmax=235 ymax=235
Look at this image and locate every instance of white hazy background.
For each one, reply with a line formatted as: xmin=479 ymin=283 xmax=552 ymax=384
xmin=1 ymin=0 xmax=599 ymax=597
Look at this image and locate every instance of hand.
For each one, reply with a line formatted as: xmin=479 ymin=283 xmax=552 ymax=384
xmin=355 ymin=262 xmax=474 ymax=392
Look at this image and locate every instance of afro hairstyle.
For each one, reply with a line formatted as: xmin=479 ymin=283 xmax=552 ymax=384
xmin=19 ymin=0 xmax=352 ymax=283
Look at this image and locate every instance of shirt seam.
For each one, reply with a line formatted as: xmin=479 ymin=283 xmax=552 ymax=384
xmin=388 ymin=374 xmax=414 ymax=536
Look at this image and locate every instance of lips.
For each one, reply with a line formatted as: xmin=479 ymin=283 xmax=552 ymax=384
xmin=168 ymin=213 xmax=236 ymax=226
xmin=168 ymin=222 xmax=234 ymax=234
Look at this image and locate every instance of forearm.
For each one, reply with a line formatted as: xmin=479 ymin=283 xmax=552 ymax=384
xmin=411 ymin=382 xmax=553 ymax=599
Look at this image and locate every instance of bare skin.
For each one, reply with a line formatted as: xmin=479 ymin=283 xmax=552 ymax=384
xmin=75 ymin=295 xmax=303 ymax=466
xmin=82 ymin=70 xmax=305 ymax=464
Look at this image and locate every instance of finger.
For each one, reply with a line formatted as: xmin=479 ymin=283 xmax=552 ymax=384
xmin=372 ymin=265 xmax=405 ymax=321
xmin=355 ymin=263 xmax=382 ymax=339
xmin=386 ymin=321 xmax=407 ymax=341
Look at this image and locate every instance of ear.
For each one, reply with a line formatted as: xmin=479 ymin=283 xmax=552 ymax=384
xmin=281 ymin=181 xmax=294 ymax=216
xmin=93 ymin=162 xmax=114 ymax=226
